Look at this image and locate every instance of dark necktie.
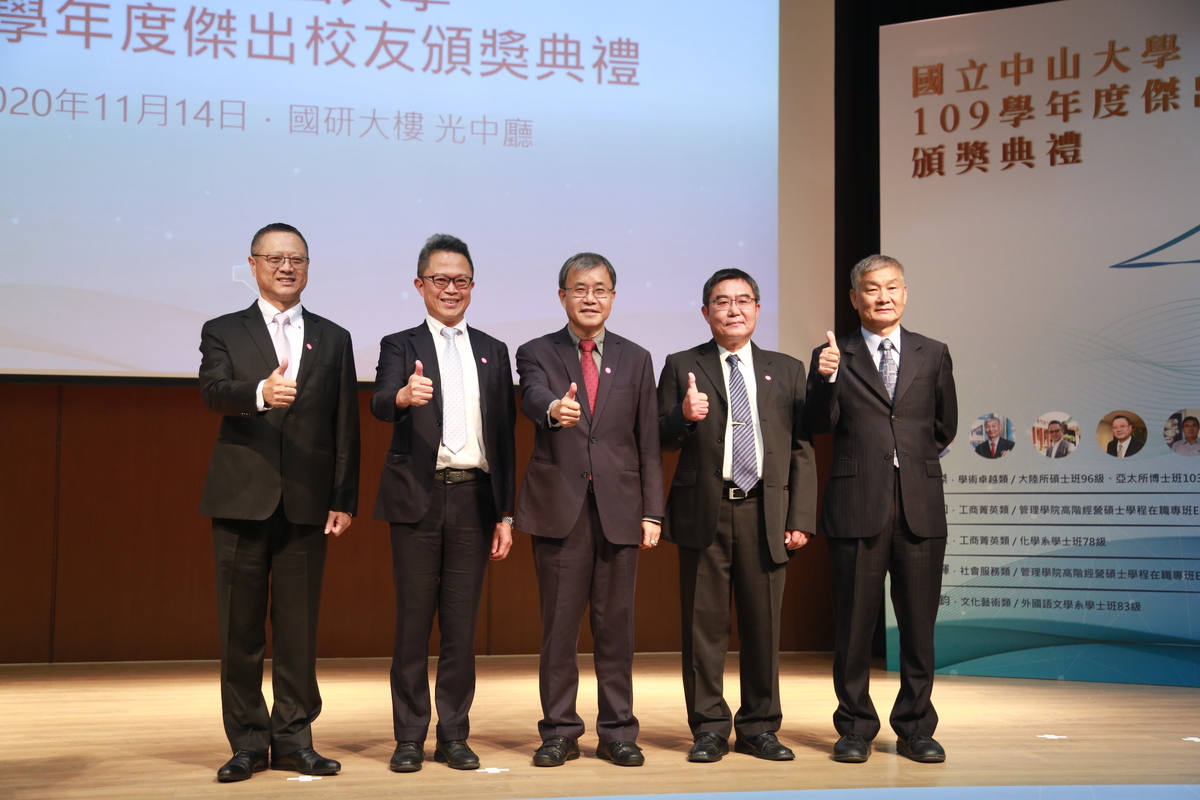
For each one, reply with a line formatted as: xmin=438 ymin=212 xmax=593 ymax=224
xmin=579 ymin=339 xmax=598 ymax=414
xmin=878 ymin=339 xmax=897 ymax=400
xmin=726 ymin=353 xmax=758 ymax=493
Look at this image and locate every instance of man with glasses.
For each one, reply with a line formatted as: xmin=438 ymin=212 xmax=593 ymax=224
xmin=370 ymin=233 xmax=517 ymax=773
xmin=658 ymin=268 xmax=817 ymax=763
xmin=514 ymin=253 xmax=663 ymax=768
xmin=1044 ymin=421 xmax=1074 ymax=458
xmin=199 ymin=222 xmax=360 ymax=782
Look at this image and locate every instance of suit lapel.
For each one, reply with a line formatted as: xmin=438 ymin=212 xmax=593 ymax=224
xmin=294 ymin=310 xmax=323 ymax=395
xmin=468 ymin=327 xmax=491 ymax=425
xmin=591 ymin=333 xmax=622 ymax=428
xmin=696 ymin=340 xmax=727 ymax=411
xmin=551 ymin=327 xmax=589 ymax=422
xmin=845 ymin=334 xmax=892 ymax=406
xmin=751 ymin=341 xmax=775 ymax=411
xmin=411 ymin=325 xmax=442 ymax=420
xmin=240 ymin=303 xmax=278 ymax=373
xmin=892 ymin=328 xmax=922 ymax=405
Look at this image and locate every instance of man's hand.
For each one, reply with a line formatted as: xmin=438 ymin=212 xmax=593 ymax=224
xmin=817 ymin=331 xmax=840 ymax=377
xmin=325 ymin=511 xmax=352 ymax=537
xmin=640 ymin=519 xmax=662 ymax=549
xmin=682 ymin=372 xmax=709 ymax=422
xmin=490 ymin=520 xmax=513 ymax=561
xmin=263 ymin=359 xmax=297 ymax=408
xmin=784 ymin=530 xmax=811 ymax=550
xmin=396 ymin=359 xmax=435 ymax=408
xmin=550 ymin=382 xmax=582 ymax=427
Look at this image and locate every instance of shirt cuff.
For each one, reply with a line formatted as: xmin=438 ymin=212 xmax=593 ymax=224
xmin=256 ymin=379 xmax=269 ymax=411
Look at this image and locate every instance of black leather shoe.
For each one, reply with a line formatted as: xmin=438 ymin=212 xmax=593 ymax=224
xmin=435 ymin=739 xmax=480 ymax=770
xmin=532 ymin=736 xmax=579 ymax=767
xmin=897 ymin=734 xmax=945 ymax=763
xmin=687 ymin=732 xmax=729 ymax=763
xmin=832 ymin=734 xmax=871 ymax=763
xmin=733 ymin=732 xmax=794 ymax=761
xmin=216 ymin=750 xmax=267 ymax=782
xmin=596 ymin=740 xmax=645 ymax=766
xmin=271 ymin=747 xmax=341 ymax=775
xmin=389 ymin=741 xmax=424 ymax=773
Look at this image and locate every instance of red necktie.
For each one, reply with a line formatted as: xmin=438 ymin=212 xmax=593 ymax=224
xmin=579 ymin=339 xmax=598 ymax=414
xmin=990 ymin=441 xmax=997 ymax=457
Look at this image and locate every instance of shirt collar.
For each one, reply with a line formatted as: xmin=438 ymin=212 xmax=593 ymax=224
xmin=426 ymin=315 xmax=469 ymax=339
xmin=716 ymin=340 xmax=754 ymax=368
xmin=860 ymin=326 xmax=900 ymax=355
xmin=258 ymin=298 xmax=303 ymax=328
xmin=567 ymin=326 xmax=605 ymax=353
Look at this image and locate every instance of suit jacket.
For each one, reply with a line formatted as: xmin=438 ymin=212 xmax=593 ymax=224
xmin=658 ymin=340 xmax=817 ymax=564
xmin=975 ymin=437 xmax=1015 ymax=458
xmin=803 ymin=327 xmax=956 ymax=539
xmin=1107 ymin=437 xmax=1143 ymax=457
xmin=515 ymin=326 xmax=664 ymax=546
xmin=199 ymin=302 xmax=360 ymax=526
xmin=1045 ymin=439 xmax=1074 ymax=458
xmin=370 ymin=323 xmax=516 ymax=523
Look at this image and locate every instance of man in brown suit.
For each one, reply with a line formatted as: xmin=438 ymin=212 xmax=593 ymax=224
xmin=514 ymin=252 xmax=663 ymax=768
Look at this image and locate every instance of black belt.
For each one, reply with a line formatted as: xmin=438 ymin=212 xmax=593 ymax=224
xmin=722 ymin=481 xmax=761 ymax=500
xmin=434 ymin=468 xmax=489 ymax=484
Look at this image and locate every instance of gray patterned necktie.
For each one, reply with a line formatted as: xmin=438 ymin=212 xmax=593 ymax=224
xmin=272 ymin=313 xmax=293 ymax=379
xmin=726 ymin=353 xmax=758 ymax=493
xmin=878 ymin=339 xmax=897 ymax=400
xmin=440 ymin=327 xmax=466 ymax=453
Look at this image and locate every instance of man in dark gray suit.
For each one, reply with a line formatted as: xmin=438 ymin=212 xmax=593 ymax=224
xmin=804 ymin=255 xmax=957 ymax=765
xmin=199 ymin=222 xmax=360 ymax=782
xmin=658 ymin=268 xmax=817 ymax=763
xmin=371 ymin=234 xmax=517 ymax=773
xmin=515 ymin=252 xmax=663 ymax=768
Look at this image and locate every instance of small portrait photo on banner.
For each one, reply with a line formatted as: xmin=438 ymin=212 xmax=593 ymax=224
xmin=1034 ymin=413 xmax=1079 ymax=459
xmin=1098 ymin=410 xmax=1147 ymax=458
xmin=971 ymin=414 xmax=1016 ymax=459
xmin=1165 ymin=409 xmax=1200 ymax=457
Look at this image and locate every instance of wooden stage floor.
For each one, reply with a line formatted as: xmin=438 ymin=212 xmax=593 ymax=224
xmin=1 ymin=652 xmax=1198 ymax=799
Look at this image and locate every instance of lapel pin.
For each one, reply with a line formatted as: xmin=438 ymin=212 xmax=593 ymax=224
xmin=605 ymin=367 xmax=612 ymax=374
xmin=481 ymin=357 xmax=488 ymax=364
xmin=306 ymin=343 xmax=312 ymax=350
xmin=765 ymin=374 xmax=772 ymax=380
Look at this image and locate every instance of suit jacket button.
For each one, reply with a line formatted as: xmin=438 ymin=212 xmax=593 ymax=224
xmin=716 ymin=437 xmax=724 ymax=444
xmin=713 ymin=469 xmax=721 ymax=477
xmin=891 ymin=415 xmax=898 ymax=421
xmin=581 ymin=471 xmax=589 ymax=478
xmin=590 ymin=437 xmax=597 ymax=443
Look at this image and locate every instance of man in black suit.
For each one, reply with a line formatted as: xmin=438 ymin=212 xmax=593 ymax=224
xmin=515 ymin=253 xmax=663 ymax=768
xmin=974 ymin=417 xmax=1014 ymax=458
xmin=370 ymin=234 xmax=516 ymax=773
xmin=199 ymin=222 xmax=360 ymax=782
xmin=804 ymin=255 xmax=957 ymax=765
xmin=658 ymin=269 xmax=817 ymax=763
xmin=1106 ymin=414 xmax=1143 ymax=457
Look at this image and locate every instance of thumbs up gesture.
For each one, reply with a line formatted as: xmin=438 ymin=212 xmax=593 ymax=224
xmin=264 ymin=359 xmax=297 ymax=408
xmin=682 ymin=371 xmax=709 ymax=422
xmin=817 ymin=331 xmax=841 ymax=377
xmin=396 ymin=359 xmax=435 ymax=408
xmin=551 ymin=382 xmax=582 ymax=427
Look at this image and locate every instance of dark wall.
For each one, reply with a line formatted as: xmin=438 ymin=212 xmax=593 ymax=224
xmin=0 ymin=383 xmax=834 ymax=664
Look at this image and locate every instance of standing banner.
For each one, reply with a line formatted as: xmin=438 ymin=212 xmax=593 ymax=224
xmin=880 ymin=0 xmax=1200 ymax=686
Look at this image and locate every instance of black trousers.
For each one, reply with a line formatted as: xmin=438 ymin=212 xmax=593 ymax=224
xmin=532 ymin=493 xmax=640 ymax=744
xmin=389 ymin=479 xmax=494 ymax=743
xmin=213 ymin=504 xmax=327 ymax=755
xmin=827 ymin=471 xmax=946 ymax=740
xmin=679 ymin=494 xmax=786 ymax=740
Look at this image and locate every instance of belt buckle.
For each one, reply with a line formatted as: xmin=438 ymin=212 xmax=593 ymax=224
xmin=727 ymin=486 xmax=746 ymax=501
xmin=445 ymin=469 xmax=464 ymax=484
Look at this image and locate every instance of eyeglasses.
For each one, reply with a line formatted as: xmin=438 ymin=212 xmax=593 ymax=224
xmin=253 ymin=254 xmax=310 ymax=268
xmin=421 ymin=274 xmax=473 ymax=289
xmin=566 ymin=286 xmax=611 ymax=299
xmin=708 ymin=296 xmax=756 ymax=311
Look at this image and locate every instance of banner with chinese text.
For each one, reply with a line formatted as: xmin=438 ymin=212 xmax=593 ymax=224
xmin=880 ymin=0 xmax=1200 ymax=686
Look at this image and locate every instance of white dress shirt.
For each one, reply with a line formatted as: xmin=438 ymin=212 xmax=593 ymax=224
xmin=426 ymin=316 xmax=488 ymax=471
xmin=255 ymin=299 xmax=304 ymax=411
